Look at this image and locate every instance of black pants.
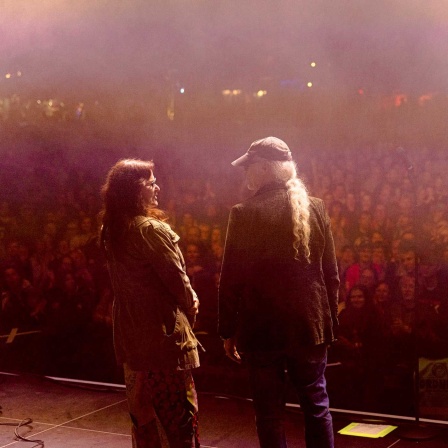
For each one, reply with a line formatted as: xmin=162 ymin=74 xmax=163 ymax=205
xmin=247 ymin=344 xmax=334 ymax=448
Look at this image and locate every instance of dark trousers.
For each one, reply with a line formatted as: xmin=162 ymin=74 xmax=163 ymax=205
xmin=247 ymin=344 xmax=334 ymax=448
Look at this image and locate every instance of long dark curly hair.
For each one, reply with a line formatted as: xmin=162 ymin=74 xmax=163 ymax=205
xmin=99 ymin=159 xmax=166 ymax=250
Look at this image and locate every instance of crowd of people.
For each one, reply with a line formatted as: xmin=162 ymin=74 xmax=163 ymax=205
xmin=0 ymin=128 xmax=447 ymax=414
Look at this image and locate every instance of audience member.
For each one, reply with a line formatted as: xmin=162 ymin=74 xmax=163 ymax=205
xmin=334 ymin=285 xmax=381 ymax=408
xmin=0 ymin=266 xmax=44 ymax=332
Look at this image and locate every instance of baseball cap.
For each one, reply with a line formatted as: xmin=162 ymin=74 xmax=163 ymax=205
xmin=231 ymin=136 xmax=293 ymax=167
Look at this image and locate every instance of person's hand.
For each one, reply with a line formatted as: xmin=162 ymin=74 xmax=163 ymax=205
xmin=224 ymin=337 xmax=242 ymax=364
xmin=188 ymin=297 xmax=200 ymax=316
xmin=186 ymin=297 xmax=199 ymax=327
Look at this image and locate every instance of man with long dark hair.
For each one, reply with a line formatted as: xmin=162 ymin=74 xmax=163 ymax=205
xmin=219 ymin=137 xmax=339 ymax=448
xmin=100 ymin=159 xmax=201 ymax=448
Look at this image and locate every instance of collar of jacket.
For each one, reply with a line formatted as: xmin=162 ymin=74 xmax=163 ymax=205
xmin=254 ymin=181 xmax=288 ymax=197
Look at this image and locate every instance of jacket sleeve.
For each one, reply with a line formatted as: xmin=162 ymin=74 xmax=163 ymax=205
xmin=218 ymin=206 xmax=244 ymax=339
xmin=140 ymin=222 xmax=197 ymax=312
xmin=320 ymin=202 xmax=340 ymax=334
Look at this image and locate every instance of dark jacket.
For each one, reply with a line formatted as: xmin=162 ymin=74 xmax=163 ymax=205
xmin=104 ymin=216 xmax=200 ymax=371
xmin=218 ymin=182 xmax=339 ymax=351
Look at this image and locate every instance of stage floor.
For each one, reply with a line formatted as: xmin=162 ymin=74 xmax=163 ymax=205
xmin=0 ymin=372 xmax=447 ymax=448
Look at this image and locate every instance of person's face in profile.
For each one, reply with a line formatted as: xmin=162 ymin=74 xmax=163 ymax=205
xmin=142 ymin=174 xmax=160 ymax=208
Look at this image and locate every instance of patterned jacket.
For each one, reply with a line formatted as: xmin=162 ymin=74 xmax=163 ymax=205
xmin=218 ymin=182 xmax=340 ymax=351
xmin=104 ymin=216 xmax=200 ymax=371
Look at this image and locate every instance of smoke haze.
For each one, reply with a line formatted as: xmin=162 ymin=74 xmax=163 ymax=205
xmin=1 ymin=0 xmax=448 ymax=93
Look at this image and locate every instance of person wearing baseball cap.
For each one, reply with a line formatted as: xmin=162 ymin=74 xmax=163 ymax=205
xmin=231 ymin=136 xmax=293 ymax=167
xmin=219 ymin=137 xmax=339 ymax=448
